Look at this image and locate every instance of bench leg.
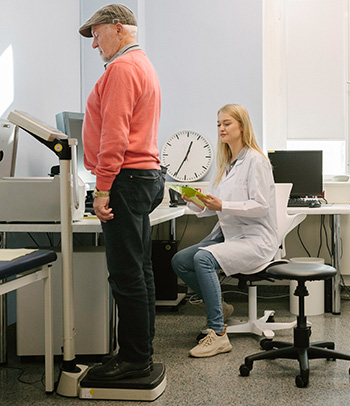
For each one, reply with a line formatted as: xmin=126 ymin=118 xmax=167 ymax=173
xmin=44 ymin=266 xmax=54 ymax=393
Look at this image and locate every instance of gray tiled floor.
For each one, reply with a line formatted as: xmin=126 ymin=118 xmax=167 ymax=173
xmin=1 ymin=290 xmax=350 ymax=405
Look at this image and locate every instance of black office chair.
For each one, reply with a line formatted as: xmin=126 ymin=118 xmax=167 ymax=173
xmin=239 ymin=262 xmax=350 ymax=387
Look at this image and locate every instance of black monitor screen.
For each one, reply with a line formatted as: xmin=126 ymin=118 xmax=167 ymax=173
xmin=268 ymin=150 xmax=323 ymax=198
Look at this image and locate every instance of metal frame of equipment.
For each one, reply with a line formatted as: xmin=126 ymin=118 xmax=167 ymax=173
xmin=7 ymin=110 xmax=166 ymax=401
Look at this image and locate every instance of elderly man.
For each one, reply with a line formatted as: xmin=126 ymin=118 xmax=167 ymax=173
xmin=79 ymin=4 xmax=164 ymax=380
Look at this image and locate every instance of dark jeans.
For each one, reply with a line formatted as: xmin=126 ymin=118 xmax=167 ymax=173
xmin=102 ymin=168 xmax=164 ymax=363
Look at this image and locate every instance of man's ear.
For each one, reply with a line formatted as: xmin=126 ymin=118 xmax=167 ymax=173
xmin=114 ymin=23 xmax=124 ymax=35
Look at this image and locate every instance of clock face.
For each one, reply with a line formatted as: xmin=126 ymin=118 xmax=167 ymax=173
xmin=161 ymin=130 xmax=213 ymax=182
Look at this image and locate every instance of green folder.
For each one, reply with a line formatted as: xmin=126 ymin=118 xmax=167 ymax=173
xmin=169 ymin=185 xmax=209 ymax=207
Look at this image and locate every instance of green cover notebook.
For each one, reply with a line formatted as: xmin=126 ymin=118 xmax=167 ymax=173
xmin=169 ymin=185 xmax=209 ymax=207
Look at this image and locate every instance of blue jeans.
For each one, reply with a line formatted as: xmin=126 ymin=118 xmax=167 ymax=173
xmin=171 ymin=238 xmax=225 ymax=333
xmin=102 ymin=168 xmax=164 ymax=363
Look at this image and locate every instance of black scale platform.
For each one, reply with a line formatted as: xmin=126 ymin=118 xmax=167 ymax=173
xmin=79 ymin=363 xmax=166 ymax=401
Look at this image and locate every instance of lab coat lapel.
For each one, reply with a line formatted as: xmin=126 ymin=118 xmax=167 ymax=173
xmin=221 ymin=148 xmax=248 ymax=184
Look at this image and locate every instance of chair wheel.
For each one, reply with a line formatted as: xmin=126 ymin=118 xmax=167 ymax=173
xmin=295 ymin=374 xmax=309 ymax=388
xmin=260 ymin=338 xmax=273 ymax=350
xmin=239 ymin=364 xmax=251 ymax=376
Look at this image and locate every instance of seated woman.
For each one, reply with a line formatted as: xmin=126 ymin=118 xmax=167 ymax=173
xmin=171 ymin=104 xmax=278 ymax=358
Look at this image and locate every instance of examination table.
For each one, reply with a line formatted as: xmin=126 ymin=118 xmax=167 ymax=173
xmin=0 ymin=249 xmax=57 ymax=392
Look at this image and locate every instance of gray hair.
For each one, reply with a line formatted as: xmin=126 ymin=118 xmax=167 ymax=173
xmin=123 ymin=24 xmax=137 ymax=38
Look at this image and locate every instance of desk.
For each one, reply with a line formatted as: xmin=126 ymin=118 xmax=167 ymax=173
xmin=0 ymin=206 xmax=185 ymax=358
xmin=287 ymin=204 xmax=350 ymax=314
xmin=0 ymin=206 xmax=185 ymax=235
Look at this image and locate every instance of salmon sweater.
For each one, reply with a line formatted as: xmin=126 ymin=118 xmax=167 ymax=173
xmin=83 ymin=49 xmax=161 ymax=191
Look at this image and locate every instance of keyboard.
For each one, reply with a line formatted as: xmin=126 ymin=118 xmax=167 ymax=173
xmin=288 ymin=198 xmax=321 ymax=208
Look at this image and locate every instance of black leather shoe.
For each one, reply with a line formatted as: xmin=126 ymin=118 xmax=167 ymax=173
xmin=101 ymin=354 xmax=154 ymax=371
xmin=88 ymin=357 xmax=150 ymax=381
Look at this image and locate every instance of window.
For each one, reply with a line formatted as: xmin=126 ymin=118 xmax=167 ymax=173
xmin=287 ymin=140 xmax=346 ymax=176
xmin=263 ymin=0 xmax=349 ymax=176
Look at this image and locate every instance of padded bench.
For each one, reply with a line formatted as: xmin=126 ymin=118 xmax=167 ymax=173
xmin=0 ymin=249 xmax=57 ymax=393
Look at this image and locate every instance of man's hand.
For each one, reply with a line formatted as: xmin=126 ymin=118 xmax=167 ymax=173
xmin=93 ymin=196 xmax=114 ymax=222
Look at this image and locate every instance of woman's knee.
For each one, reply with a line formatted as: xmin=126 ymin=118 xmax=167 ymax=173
xmin=171 ymin=251 xmax=182 ymax=274
xmin=193 ymin=250 xmax=217 ymax=271
xmin=171 ymin=248 xmax=196 ymax=277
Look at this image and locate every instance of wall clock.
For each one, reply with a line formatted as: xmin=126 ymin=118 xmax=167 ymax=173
xmin=161 ymin=130 xmax=213 ymax=182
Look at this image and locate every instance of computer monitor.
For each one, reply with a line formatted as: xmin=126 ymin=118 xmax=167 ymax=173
xmin=55 ymin=111 xmax=95 ymax=190
xmin=268 ymin=150 xmax=323 ymax=198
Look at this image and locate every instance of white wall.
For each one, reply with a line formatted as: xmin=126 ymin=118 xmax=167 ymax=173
xmin=0 ymin=0 xmax=81 ymax=177
xmin=81 ymin=0 xmax=263 ymax=181
xmin=1 ymin=0 xmax=81 ymax=325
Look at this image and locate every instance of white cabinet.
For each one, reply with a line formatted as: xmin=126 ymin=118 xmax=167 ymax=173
xmin=17 ymin=247 xmax=110 ymax=356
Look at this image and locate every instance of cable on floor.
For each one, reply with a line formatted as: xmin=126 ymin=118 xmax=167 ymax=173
xmin=0 ymin=364 xmax=45 ymax=388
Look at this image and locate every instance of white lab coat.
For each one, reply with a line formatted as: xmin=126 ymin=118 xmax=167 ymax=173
xmin=189 ymin=147 xmax=278 ymax=276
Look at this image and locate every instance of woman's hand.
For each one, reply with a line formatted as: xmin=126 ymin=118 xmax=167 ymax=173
xmin=183 ymin=192 xmax=222 ymax=211
xmin=197 ymin=193 xmax=222 ymax=211
xmin=182 ymin=194 xmax=204 ymax=210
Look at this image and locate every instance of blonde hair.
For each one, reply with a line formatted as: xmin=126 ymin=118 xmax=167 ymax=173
xmin=214 ymin=104 xmax=266 ymax=187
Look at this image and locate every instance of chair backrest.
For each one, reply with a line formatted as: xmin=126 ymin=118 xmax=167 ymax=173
xmin=274 ymin=183 xmax=306 ymax=259
xmin=233 ymin=183 xmax=307 ymax=276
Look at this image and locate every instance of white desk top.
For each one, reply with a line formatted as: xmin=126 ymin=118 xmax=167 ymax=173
xmin=182 ymin=203 xmax=350 ymax=216
xmin=0 ymin=206 xmax=186 ymax=233
xmin=287 ymin=203 xmax=350 ymax=215
xmin=0 ymin=204 xmax=349 ymax=233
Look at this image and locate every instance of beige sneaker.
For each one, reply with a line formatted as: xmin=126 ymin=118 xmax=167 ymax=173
xmin=189 ymin=328 xmax=232 ymax=358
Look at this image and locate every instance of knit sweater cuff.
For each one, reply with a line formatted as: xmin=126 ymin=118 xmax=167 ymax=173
xmin=96 ymin=177 xmax=114 ymax=192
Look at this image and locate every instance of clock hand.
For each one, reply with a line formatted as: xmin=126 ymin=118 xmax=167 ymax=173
xmin=174 ymin=141 xmax=193 ymax=177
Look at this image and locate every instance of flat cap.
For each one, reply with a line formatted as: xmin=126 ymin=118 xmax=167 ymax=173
xmin=79 ymin=4 xmax=137 ymax=38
